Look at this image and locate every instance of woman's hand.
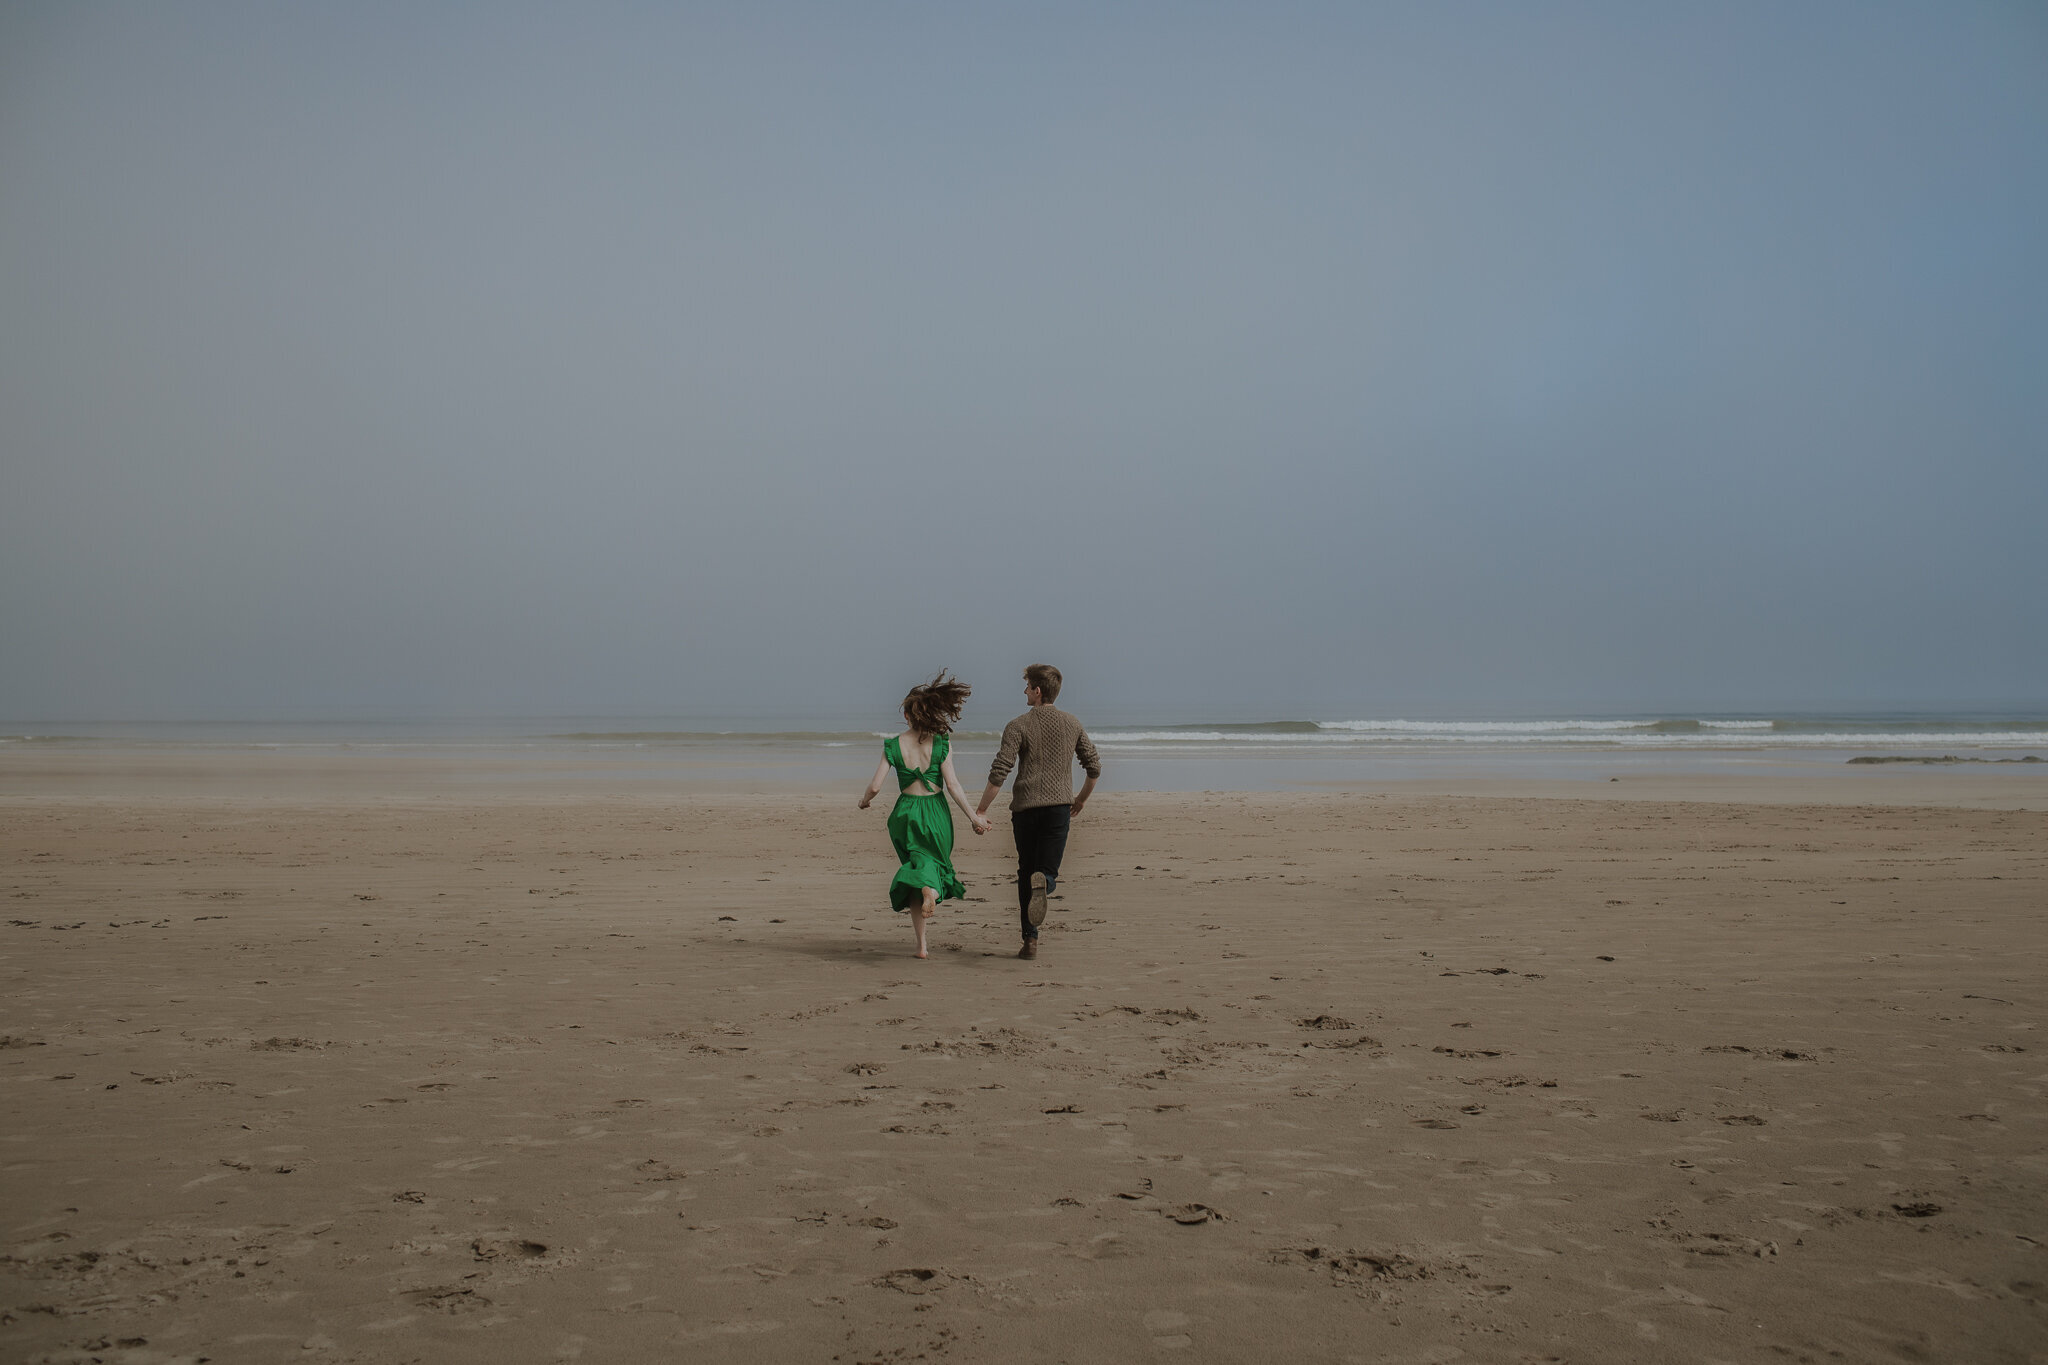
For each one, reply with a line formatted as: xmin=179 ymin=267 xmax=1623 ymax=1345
xmin=970 ymin=812 xmax=991 ymax=835
xmin=858 ymin=793 xmax=874 ymax=810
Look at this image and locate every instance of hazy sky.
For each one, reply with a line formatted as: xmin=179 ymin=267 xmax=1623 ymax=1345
xmin=3 ymin=1 xmax=2043 ymax=720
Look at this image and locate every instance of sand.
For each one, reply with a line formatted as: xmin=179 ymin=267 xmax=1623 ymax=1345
xmin=3 ymin=766 xmax=2045 ymax=1363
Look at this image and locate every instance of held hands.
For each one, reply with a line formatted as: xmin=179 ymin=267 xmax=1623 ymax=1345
xmin=970 ymin=811 xmax=992 ymax=836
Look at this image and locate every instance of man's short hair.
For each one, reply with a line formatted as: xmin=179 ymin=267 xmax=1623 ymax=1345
xmin=1023 ymin=663 xmax=1062 ymax=703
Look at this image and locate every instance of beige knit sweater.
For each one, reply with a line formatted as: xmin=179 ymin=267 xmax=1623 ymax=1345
xmin=986 ymin=706 xmax=1102 ymax=812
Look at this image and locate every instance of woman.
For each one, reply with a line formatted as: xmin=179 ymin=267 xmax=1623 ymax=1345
xmin=858 ymin=672 xmax=990 ymax=958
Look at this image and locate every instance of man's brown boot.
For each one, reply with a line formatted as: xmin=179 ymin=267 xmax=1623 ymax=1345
xmin=1017 ymin=940 xmax=1037 ymax=960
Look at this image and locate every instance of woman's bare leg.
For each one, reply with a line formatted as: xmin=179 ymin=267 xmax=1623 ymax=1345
xmin=913 ymin=886 xmax=936 ymax=957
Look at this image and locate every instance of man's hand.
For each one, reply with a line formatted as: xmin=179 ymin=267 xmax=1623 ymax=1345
xmin=1068 ymin=799 xmax=1086 ymax=817
xmin=970 ymin=813 xmax=991 ymax=835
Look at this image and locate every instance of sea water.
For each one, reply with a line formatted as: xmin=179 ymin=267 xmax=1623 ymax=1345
xmin=4 ymin=709 xmax=2043 ymax=791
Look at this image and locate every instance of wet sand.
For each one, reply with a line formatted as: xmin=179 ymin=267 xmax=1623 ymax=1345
xmin=2 ymin=766 xmax=2045 ymax=1363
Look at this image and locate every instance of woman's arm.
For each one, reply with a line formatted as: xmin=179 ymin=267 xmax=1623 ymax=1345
xmin=941 ymin=754 xmax=991 ymax=834
xmin=858 ymin=754 xmax=891 ymax=809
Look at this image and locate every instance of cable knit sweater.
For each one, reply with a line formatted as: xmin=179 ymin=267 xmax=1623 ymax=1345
xmin=986 ymin=706 xmax=1102 ymax=812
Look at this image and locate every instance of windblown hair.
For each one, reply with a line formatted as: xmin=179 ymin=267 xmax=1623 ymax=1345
xmin=1023 ymin=663 xmax=1062 ymax=703
xmin=902 ymin=671 xmax=972 ymax=736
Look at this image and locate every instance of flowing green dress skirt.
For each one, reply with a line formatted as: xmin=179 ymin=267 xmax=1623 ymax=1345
xmin=887 ymin=792 xmax=965 ymax=911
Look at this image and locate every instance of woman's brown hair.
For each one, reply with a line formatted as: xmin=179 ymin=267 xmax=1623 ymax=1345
xmin=902 ymin=671 xmax=972 ymax=736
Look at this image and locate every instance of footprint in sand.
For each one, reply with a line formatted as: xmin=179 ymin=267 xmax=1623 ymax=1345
xmin=472 ymin=1238 xmax=547 ymax=1262
xmin=875 ymin=1267 xmax=945 ymax=1293
xmin=635 ymin=1160 xmax=687 ymax=1183
xmin=252 ymin=1037 xmax=326 ymax=1052
xmin=401 ymin=1285 xmax=492 ymax=1313
xmin=1165 ymin=1203 xmax=1224 ymax=1225
xmin=1268 ymin=1245 xmax=1451 ymax=1285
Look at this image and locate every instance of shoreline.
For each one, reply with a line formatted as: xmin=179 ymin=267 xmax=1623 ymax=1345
xmin=4 ymin=745 xmax=2046 ymax=809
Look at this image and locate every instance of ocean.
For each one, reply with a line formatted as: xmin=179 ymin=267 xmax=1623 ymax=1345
xmin=4 ymin=710 xmax=2044 ymax=791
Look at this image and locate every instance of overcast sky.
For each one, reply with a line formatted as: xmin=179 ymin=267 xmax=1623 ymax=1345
xmin=3 ymin=1 xmax=2043 ymax=721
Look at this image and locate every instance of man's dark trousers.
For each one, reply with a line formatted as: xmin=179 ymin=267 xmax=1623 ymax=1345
xmin=1011 ymin=804 xmax=1071 ymax=941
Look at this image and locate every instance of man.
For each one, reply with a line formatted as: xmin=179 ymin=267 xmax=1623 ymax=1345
xmin=976 ymin=663 xmax=1101 ymax=961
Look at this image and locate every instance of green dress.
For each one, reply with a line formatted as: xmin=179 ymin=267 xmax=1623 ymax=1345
xmin=884 ymin=733 xmax=967 ymax=912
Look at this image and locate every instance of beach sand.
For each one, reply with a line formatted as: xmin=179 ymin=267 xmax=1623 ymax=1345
xmin=3 ymin=765 xmax=2045 ymax=1363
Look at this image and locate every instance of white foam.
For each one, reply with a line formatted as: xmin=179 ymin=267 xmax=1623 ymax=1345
xmin=1094 ymin=731 xmax=1265 ymax=743
xmin=1092 ymin=724 xmax=2048 ymax=749
xmin=1316 ymin=719 xmax=1641 ymax=733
